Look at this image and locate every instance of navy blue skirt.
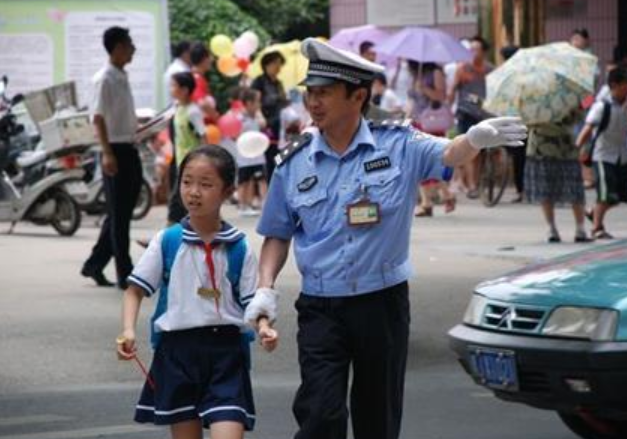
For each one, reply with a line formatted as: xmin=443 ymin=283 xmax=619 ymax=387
xmin=134 ymin=325 xmax=256 ymax=430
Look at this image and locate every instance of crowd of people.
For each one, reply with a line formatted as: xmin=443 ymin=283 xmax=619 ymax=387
xmin=364 ymin=28 xmax=627 ymax=243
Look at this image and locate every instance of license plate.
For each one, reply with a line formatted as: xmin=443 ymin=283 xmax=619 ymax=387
xmin=468 ymin=347 xmax=519 ymax=391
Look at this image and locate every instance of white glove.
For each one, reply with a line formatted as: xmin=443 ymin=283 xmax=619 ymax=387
xmin=467 ymin=116 xmax=527 ymax=150
xmin=244 ymin=287 xmax=279 ymax=325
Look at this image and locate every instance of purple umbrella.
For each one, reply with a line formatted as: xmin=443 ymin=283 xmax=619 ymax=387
xmin=329 ymin=24 xmax=391 ymax=52
xmin=374 ymin=27 xmax=471 ymax=64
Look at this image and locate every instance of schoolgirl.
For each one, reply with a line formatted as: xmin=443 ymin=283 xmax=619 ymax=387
xmin=116 ymin=145 xmax=278 ymax=439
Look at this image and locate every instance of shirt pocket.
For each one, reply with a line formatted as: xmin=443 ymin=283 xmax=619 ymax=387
xmin=291 ymin=188 xmax=330 ymax=237
xmin=360 ymin=167 xmax=404 ymax=211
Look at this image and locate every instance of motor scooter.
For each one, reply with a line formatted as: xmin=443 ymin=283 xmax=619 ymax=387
xmin=0 ymin=76 xmax=85 ymax=236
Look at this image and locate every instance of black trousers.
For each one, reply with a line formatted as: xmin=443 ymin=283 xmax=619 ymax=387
xmin=83 ymin=143 xmax=142 ymax=283
xmin=293 ymin=282 xmax=410 ymax=439
xmin=507 ymin=144 xmax=526 ymax=194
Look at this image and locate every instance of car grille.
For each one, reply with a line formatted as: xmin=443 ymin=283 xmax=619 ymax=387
xmin=482 ymin=302 xmax=547 ymax=334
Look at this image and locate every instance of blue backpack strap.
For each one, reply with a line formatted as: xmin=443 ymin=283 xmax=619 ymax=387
xmin=226 ymin=237 xmax=256 ymax=370
xmin=150 ymin=223 xmax=183 ymax=349
xmin=226 ymin=237 xmax=248 ymax=310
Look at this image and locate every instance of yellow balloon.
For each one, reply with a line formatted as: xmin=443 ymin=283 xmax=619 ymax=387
xmin=217 ymin=56 xmax=242 ymax=77
xmin=210 ymin=34 xmax=233 ymax=57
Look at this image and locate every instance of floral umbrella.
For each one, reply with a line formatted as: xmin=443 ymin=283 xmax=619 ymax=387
xmin=484 ymin=42 xmax=597 ymax=124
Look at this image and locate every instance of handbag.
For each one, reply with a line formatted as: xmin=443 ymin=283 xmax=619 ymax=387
xmin=456 ymin=93 xmax=493 ymax=122
xmin=419 ymin=102 xmax=454 ymax=135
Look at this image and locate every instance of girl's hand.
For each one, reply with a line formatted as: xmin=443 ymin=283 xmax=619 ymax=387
xmin=257 ymin=318 xmax=279 ymax=353
xmin=116 ymin=329 xmax=137 ymax=361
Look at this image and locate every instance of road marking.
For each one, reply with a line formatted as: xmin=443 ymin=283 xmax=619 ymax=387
xmin=0 ymin=415 xmax=72 ymax=427
xmin=470 ymin=391 xmax=494 ymax=398
xmin=0 ymin=424 xmax=158 ymax=439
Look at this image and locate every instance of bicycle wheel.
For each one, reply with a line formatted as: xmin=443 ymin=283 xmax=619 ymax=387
xmin=479 ymin=146 xmax=509 ymax=207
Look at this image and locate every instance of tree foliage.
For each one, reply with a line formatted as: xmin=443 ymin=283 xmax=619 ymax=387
xmin=168 ymin=0 xmax=270 ymax=46
xmin=232 ymin=0 xmax=329 ymax=40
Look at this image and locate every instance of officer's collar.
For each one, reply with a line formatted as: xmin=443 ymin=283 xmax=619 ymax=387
xmin=181 ymin=217 xmax=244 ymax=245
xmin=309 ymin=118 xmax=380 ymax=161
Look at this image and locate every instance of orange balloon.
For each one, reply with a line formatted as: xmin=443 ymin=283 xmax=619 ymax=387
xmin=205 ymin=124 xmax=222 ymax=144
xmin=217 ymin=56 xmax=242 ymax=77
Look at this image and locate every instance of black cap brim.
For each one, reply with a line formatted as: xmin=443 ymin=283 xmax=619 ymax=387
xmin=299 ymin=75 xmax=339 ymax=87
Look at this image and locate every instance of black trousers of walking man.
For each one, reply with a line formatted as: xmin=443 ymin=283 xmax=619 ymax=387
xmin=83 ymin=143 xmax=142 ymax=287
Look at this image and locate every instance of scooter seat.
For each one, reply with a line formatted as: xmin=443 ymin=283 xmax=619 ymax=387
xmin=15 ymin=150 xmax=47 ymax=168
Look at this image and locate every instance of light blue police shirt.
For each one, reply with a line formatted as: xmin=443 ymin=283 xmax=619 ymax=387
xmin=257 ymin=118 xmax=450 ymax=297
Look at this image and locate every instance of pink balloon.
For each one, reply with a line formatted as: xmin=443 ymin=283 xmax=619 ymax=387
xmin=218 ymin=113 xmax=243 ymax=138
xmin=233 ymin=36 xmax=256 ymax=58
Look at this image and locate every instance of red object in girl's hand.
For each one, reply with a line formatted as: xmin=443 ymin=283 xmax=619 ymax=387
xmin=134 ymin=356 xmax=156 ymax=390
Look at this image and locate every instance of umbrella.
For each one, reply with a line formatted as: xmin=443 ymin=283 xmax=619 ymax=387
xmin=329 ymin=24 xmax=391 ymax=52
xmin=484 ymin=42 xmax=598 ymax=124
xmin=373 ymin=26 xmax=471 ymax=64
xmin=249 ymin=40 xmax=308 ymax=91
xmin=329 ymin=24 xmax=394 ymax=66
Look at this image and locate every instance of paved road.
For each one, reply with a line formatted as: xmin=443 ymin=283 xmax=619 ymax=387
xmin=1 ymin=191 xmax=625 ymax=439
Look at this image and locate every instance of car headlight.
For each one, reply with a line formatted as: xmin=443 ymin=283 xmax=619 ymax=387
xmin=542 ymin=307 xmax=618 ymax=341
xmin=462 ymin=294 xmax=488 ymax=326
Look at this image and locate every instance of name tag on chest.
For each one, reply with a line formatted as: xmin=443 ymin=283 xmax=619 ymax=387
xmin=364 ymin=157 xmax=391 ymax=173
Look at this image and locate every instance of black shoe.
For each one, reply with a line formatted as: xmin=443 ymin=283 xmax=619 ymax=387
xmin=574 ymin=234 xmax=593 ymax=243
xmin=81 ymin=266 xmax=115 ymax=287
xmin=547 ymin=233 xmax=561 ymax=243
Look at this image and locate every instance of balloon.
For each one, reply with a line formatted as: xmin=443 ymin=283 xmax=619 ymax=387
xmin=236 ymin=58 xmax=250 ymax=72
xmin=233 ymin=36 xmax=256 ymax=58
xmin=236 ymin=131 xmax=270 ymax=159
xmin=205 ymin=124 xmax=221 ymax=144
xmin=240 ymin=31 xmax=259 ymax=53
xmin=210 ymin=34 xmax=233 ymax=57
xmin=218 ymin=113 xmax=243 ymax=139
xmin=217 ymin=56 xmax=242 ymax=77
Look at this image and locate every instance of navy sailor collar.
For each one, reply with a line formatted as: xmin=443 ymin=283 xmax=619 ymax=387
xmin=180 ymin=217 xmax=244 ymax=245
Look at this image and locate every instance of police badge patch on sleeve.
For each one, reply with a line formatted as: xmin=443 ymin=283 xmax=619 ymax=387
xmin=297 ymin=176 xmax=318 ymax=192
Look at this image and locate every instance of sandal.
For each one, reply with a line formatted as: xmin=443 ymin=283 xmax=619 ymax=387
xmin=592 ymin=228 xmax=614 ymax=240
xmin=574 ymin=234 xmax=593 ymax=243
xmin=414 ymin=206 xmax=433 ymax=217
xmin=444 ymin=196 xmax=456 ymax=214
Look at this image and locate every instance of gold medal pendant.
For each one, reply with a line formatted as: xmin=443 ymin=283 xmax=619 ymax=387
xmin=197 ymin=287 xmax=221 ymax=300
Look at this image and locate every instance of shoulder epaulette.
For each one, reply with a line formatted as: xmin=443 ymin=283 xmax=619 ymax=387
xmin=368 ymin=118 xmax=412 ymax=130
xmin=275 ymin=132 xmax=313 ymax=167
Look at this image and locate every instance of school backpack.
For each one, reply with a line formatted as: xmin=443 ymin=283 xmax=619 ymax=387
xmin=150 ymin=223 xmax=255 ymax=358
xmin=581 ymin=100 xmax=611 ymax=167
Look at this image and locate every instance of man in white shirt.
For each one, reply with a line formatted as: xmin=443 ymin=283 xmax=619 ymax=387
xmin=81 ymin=26 xmax=142 ymax=290
xmin=163 ymin=41 xmax=191 ymax=104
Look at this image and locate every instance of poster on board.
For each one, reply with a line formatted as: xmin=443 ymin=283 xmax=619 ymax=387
xmin=0 ymin=1 xmax=169 ymax=109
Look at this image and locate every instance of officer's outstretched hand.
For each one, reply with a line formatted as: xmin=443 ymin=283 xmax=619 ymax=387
xmin=244 ymin=287 xmax=279 ymax=326
xmin=467 ymin=116 xmax=527 ymax=149
xmin=257 ymin=317 xmax=279 ymax=352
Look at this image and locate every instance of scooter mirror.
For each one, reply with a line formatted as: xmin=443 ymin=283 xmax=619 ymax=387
xmin=11 ymin=94 xmax=24 ymax=106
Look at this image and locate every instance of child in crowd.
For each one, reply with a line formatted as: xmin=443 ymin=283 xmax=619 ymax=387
xmin=168 ymin=71 xmax=206 ymax=224
xmin=117 ymin=145 xmax=278 ymax=439
xmin=576 ymin=67 xmax=627 ymax=239
xmin=236 ymin=89 xmax=268 ymax=216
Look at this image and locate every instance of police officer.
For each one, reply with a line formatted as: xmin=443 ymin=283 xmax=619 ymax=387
xmin=81 ymin=27 xmax=142 ymax=289
xmin=245 ymin=38 xmax=526 ymax=439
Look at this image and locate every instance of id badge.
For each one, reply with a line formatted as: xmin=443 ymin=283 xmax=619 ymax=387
xmin=197 ymin=287 xmax=221 ymax=300
xmin=347 ymin=200 xmax=380 ymax=226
